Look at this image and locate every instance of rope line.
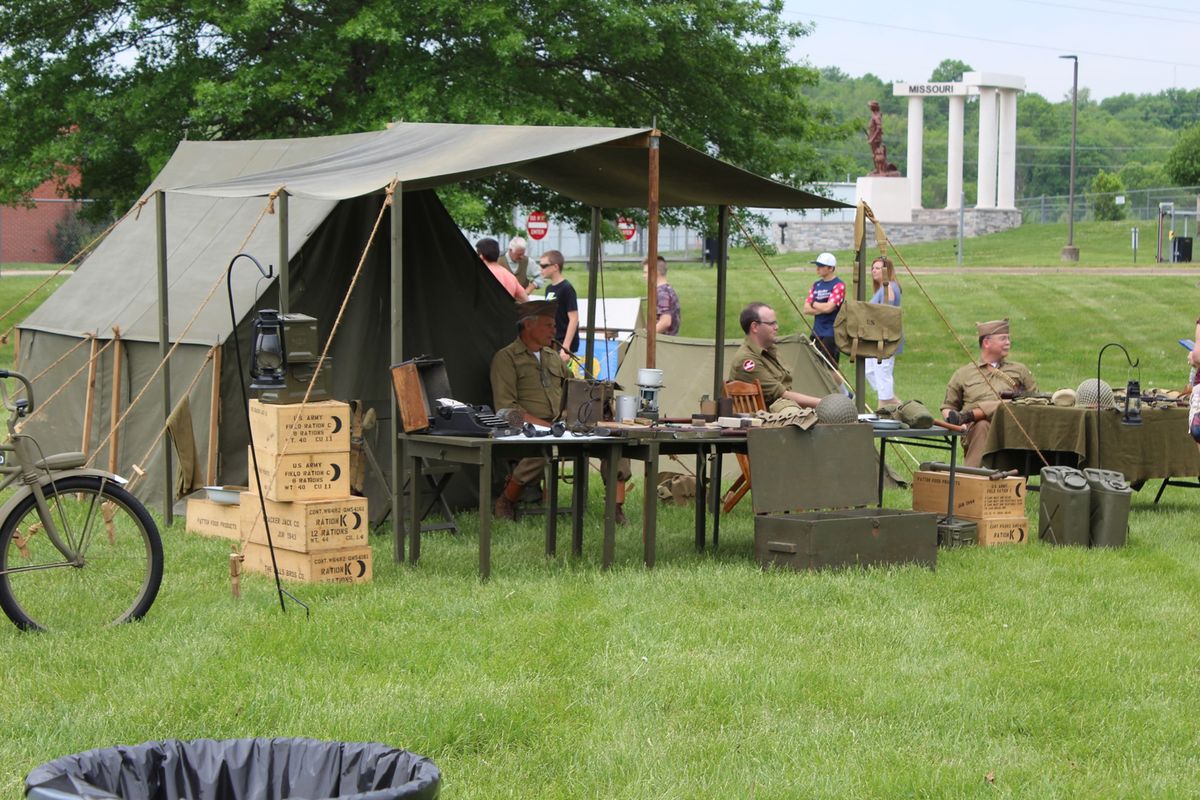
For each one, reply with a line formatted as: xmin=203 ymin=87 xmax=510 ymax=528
xmin=239 ymin=180 xmax=398 ymax=544
xmin=0 ymin=197 xmax=152 ymax=342
xmin=85 ymin=189 xmax=284 ymax=468
xmin=15 ymin=338 xmax=115 ymax=432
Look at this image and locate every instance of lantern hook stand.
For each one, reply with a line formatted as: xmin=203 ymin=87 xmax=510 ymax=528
xmin=1096 ymin=342 xmax=1142 ymax=475
xmin=226 ymin=252 xmax=309 ymax=618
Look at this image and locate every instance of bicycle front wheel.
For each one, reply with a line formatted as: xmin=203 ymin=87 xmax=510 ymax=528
xmin=0 ymin=476 xmax=163 ymax=632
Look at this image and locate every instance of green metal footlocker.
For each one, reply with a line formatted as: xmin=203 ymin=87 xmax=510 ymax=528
xmin=748 ymin=425 xmax=938 ymax=571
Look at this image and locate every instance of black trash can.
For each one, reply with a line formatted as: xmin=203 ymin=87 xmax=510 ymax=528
xmin=1173 ymin=236 xmax=1192 ymax=263
xmin=25 ymin=738 xmax=440 ymax=800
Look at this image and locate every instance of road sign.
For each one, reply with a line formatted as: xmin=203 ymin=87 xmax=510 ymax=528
xmin=526 ymin=211 xmax=549 ymax=240
xmin=617 ymin=216 xmax=637 ymax=241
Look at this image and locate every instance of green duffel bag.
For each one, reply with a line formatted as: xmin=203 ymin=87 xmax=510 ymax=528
xmin=833 ymin=299 xmax=903 ymax=362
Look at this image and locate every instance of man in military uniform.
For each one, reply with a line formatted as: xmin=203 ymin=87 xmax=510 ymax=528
xmin=727 ymin=302 xmax=822 ymax=410
xmin=490 ymin=301 xmax=630 ymax=521
xmin=941 ymin=319 xmax=1038 ymax=467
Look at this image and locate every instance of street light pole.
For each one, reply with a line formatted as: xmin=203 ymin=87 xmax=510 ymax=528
xmin=1060 ymin=54 xmax=1080 ymax=262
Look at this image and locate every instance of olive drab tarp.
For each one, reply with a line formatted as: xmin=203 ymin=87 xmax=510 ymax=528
xmin=15 ymin=124 xmax=846 ymax=515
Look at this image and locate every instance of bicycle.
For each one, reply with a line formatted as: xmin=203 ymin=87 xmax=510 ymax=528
xmin=0 ymin=370 xmax=163 ymax=632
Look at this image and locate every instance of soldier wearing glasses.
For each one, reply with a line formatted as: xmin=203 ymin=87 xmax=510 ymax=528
xmin=728 ymin=302 xmax=822 ymax=411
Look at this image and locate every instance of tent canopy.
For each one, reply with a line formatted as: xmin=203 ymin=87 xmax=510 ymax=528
xmin=169 ymin=123 xmax=847 ymax=210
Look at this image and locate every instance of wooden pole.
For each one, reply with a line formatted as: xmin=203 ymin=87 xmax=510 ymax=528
xmin=584 ymin=206 xmax=602 ymax=372
xmin=277 ymin=190 xmax=290 ymax=315
xmin=390 ymin=186 xmax=405 ymax=564
xmin=81 ymin=336 xmax=99 ymax=453
xmin=206 ymin=344 xmax=221 ymax=485
xmin=645 ymin=130 xmax=661 ymax=369
xmin=713 ymin=205 xmax=729 ymax=399
xmin=108 ymin=326 xmax=123 ymax=475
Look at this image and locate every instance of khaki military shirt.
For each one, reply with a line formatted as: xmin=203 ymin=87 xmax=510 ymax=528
xmin=942 ymin=359 xmax=1037 ymax=414
xmin=490 ymin=338 xmax=569 ymax=421
xmin=728 ymin=336 xmax=792 ymax=406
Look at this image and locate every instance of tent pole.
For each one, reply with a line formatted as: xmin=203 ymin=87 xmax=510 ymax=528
xmin=390 ymin=185 xmax=405 ymax=564
xmin=277 ymin=190 xmax=290 ymax=315
xmin=585 ymin=206 xmax=601 ymax=373
xmin=855 ymin=210 xmax=867 ymax=411
xmin=109 ymin=326 xmax=123 ymax=475
xmin=155 ymin=190 xmax=173 ymax=524
xmin=645 ymin=130 xmax=661 ymax=369
xmin=206 ymin=344 xmax=221 ymax=485
xmin=713 ymin=205 xmax=729 ymax=399
xmin=82 ymin=336 xmax=99 ymax=453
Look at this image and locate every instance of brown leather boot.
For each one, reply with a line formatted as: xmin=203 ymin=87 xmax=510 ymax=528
xmin=614 ymin=481 xmax=628 ymax=526
xmin=493 ymin=478 xmax=524 ymax=520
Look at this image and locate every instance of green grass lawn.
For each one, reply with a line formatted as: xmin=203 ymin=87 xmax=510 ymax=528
xmin=4 ymin=232 xmax=1200 ymax=798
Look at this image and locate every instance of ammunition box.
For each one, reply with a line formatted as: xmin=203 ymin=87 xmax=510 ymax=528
xmin=754 ymin=508 xmax=937 ymax=571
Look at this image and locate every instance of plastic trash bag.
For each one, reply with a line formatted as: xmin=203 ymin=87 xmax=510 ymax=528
xmin=25 ymin=737 xmax=440 ymax=800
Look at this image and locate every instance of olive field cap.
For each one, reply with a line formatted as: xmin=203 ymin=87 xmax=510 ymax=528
xmin=812 ymin=252 xmax=837 ymax=268
xmin=976 ymin=319 xmax=1010 ymax=337
xmin=516 ymin=299 xmax=557 ymax=320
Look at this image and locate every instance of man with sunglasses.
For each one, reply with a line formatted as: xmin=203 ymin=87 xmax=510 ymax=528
xmin=539 ymin=250 xmax=579 ymax=363
xmin=728 ymin=302 xmax=822 ymax=411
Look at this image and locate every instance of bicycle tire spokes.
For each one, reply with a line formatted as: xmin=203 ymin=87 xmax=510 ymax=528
xmin=0 ymin=477 xmax=162 ymax=632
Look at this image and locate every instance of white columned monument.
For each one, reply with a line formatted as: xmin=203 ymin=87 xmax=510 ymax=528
xmin=887 ymin=72 xmax=1026 ymax=217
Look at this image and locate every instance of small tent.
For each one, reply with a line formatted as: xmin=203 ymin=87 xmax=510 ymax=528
xmin=16 ymin=123 xmax=846 ymax=518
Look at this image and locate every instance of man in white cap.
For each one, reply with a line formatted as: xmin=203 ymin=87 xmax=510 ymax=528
xmin=941 ymin=318 xmax=1038 ymax=467
xmin=802 ymin=252 xmax=845 ymax=365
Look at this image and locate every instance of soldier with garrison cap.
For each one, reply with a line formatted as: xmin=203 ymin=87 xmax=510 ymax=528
xmin=941 ymin=318 xmax=1038 ymax=467
xmin=728 ymin=302 xmax=822 ymax=411
xmin=490 ymin=300 xmax=631 ymax=522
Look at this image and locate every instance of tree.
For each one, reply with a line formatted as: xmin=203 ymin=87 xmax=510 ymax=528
xmin=929 ymin=59 xmax=972 ymax=83
xmin=1165 ymin=125 xmax=1200 ymax=186
xmin=0 ymin=0 xmax=841 ymax=231
xmin=1089 ymin=171 xmax=1124 ymax=221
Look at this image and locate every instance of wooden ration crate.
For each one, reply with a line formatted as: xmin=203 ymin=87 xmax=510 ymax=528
xmin=912 ymin=470 xmax=1027 ymax=519
xmin=747 ymin=425 xmax=938 ymax=571
xmin=185 ymin=497 xmax=242 ymax=541
xmin=239 ymin=493 xmax=368 ymax=552
xmin=972 ymin=515 xmax=1031 ymax=547
xmin=242 ymin=543 xmax=373 ymax=585
xmin=248 ymin=399 xmax=350 ymax=455
xmin=248 ymin=447 xmax=350 ymax=502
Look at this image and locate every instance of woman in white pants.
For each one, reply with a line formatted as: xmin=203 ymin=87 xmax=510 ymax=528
xmin=864 ymin=256 xmax=902 ymax=405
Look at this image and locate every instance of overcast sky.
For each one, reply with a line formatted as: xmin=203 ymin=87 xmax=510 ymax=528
xmin=783 ymin=0 xmax=1200 ymax=101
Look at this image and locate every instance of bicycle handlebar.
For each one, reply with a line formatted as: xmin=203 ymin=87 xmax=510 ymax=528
xmin=0 ymin=370 xmax=35 ymax=416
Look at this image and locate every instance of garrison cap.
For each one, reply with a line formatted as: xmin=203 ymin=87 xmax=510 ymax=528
xmin=516 ymin=299 xmax=557 ymax=321
xmin=976 ymin=319 xmax=1010 ymax=337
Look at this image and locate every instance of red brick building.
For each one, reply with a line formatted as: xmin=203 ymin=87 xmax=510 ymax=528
xmin=1 ymin=169 xmax=82 ymax=264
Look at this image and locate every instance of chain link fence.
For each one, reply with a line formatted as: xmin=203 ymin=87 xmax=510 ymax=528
xmin=1017 ymin=186 xmax=1200 ymax=225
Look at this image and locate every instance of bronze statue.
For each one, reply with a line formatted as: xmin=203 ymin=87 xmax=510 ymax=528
xmin=866 ymin=100 xmax=901 ymax=177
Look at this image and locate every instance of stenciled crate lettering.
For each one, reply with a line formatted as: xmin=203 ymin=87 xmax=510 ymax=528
xmin=974 ymin=515 xmax=1031 ymax=547
xmin=185 ymin=497 xmax=241 ymax=540
xmin=912 ymin=471 xmax=1026 ymax=519
xmin=240 ymin=493 xmax=367 ymax=551
xmin=242 ymin=543 xmax=372 ymax=584
xmin=249 ymin=447 xmax=350 ymax=502
xmin=248 ymin=399 xmax=350 ymax=455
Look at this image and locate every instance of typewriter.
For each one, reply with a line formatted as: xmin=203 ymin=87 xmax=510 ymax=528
xmin=426 ymin=399 xmax=521 ymax=437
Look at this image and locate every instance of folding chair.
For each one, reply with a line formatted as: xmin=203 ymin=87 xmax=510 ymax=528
xmin=721 ymin=379 xmax=766 ymax=512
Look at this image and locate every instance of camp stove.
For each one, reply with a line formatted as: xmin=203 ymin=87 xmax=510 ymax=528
xmin=636 ymin=368 xmax=664 ymax=421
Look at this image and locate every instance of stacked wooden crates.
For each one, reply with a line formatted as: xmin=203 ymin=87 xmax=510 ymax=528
xmin=241 ymin=399 xmax=371 ymax=583
xmin=911 ymin=469 xmax=1029 ymax=546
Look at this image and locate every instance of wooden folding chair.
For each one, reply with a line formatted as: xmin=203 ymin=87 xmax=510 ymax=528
xmin=721 ymin=379 xmax=766 ymax=512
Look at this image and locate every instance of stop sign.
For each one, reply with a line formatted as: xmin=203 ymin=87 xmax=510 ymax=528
xmin=617 ymin=216 xmax=637 ymax=241
xmin=526 ymin=211 xmax=549 ymax=240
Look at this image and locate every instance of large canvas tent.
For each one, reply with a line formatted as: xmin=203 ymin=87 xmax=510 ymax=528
xmin=16 ymin=123 xmax=846 ymax=524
